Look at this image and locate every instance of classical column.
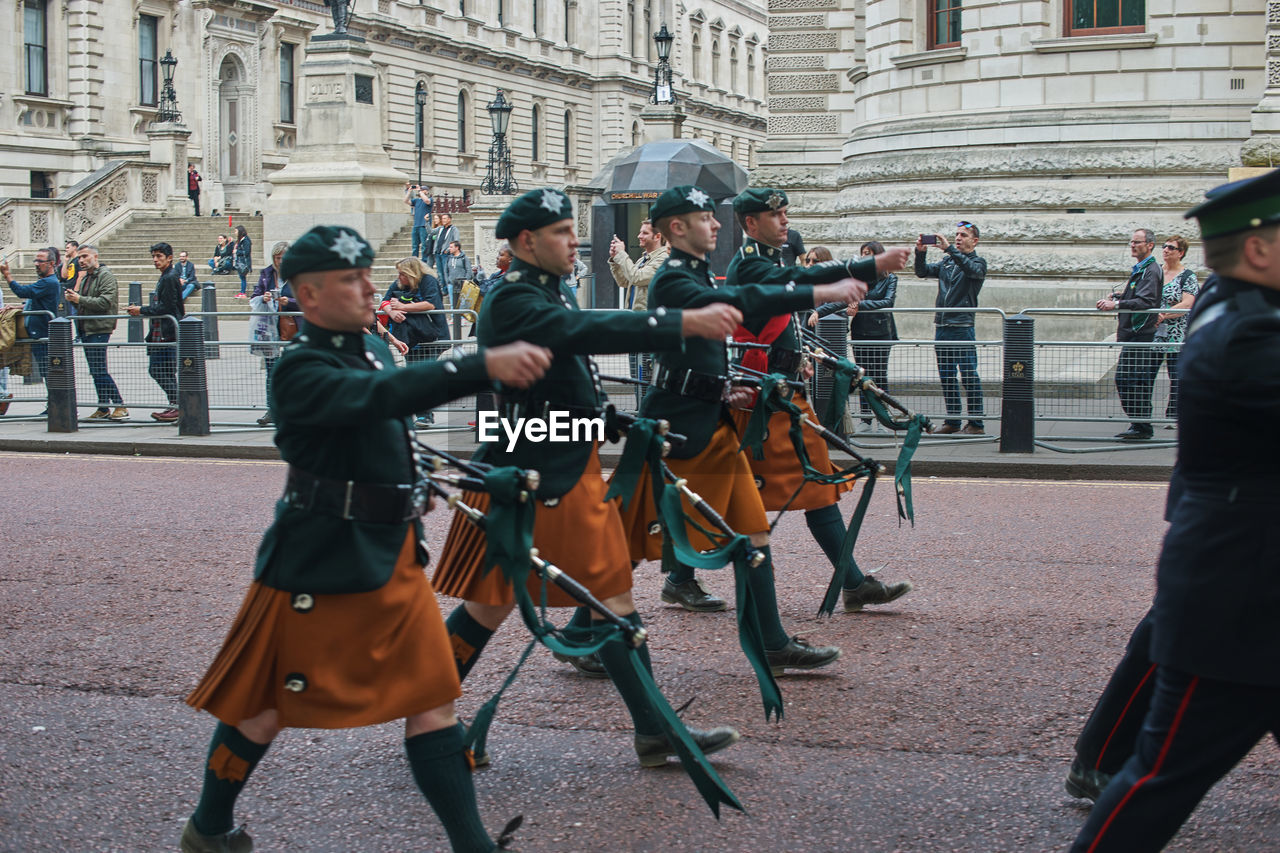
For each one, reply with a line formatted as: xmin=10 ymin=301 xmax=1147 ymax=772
xmin=1242 ymin=0 xmax=1280 ymax=168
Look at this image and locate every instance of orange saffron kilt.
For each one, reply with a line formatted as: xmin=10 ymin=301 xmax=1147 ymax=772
xmin=613 ymin=420 xmax=771 ymax=563
xmin=728 ymin=393 xmax=852 ymax=512
xmin=432 ymin=450 xmax=632 ymax=607
xmin=186 ymin=529 xmax=460 ymax=729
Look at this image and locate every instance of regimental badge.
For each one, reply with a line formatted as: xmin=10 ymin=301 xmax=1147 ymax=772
xmin=766 ymin=192 xmax=784 ymax=210
xmin=365 ymin=351 xmax=384 ymax=370
xmin=332 ymin=335 xmax=345 ymax=348
xmin=669 ymin=259 xmax=684 ymax=267
xmin=507 ymin=271 xmax=522 ymax=282
xmin=686 ymin=187 xmax=710 ymax=208
xmin=330 ymin=231 xmax=367 ymax=265
xmin=744 ymin=245 xmax=755 ymax=255
xmin=539 ymin=274 xmax=549 ymax=285
xmin=539 ymin=188 xmax=567 ymax=213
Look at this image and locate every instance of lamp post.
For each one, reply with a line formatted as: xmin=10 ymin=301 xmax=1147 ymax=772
xmin=651 ymin=23 xmax=674 ymax=105
xmin=480 ymin=88 xmax=518 ymax=195
xmin=156 ymin=49 xmax=182 ymax=123
xmin=415 ymin=83 xmax=428 ymax=186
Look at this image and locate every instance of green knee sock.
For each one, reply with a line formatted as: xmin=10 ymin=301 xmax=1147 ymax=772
xmin=594 ymin=612 xmax=662 ymax=737
xmin=446 ymin=604 xmax=496 ymax=681
xmin=191 ymin=723 xmax=271 ymax=836
xmin=747 ymin=545 xmax=792 ymax=650
xmin=667 ymin=560 xmax=695 ymax=585
xmin=405 ymin=724 xmax=495 ymax=853
xmin=564 ymin=606 xmax=593 ymax=644
xmin=804 ymin=504 xmax=865 ymax=588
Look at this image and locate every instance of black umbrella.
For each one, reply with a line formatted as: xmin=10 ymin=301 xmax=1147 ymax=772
xmin=604 ymin=138 xmax=748 ymax=201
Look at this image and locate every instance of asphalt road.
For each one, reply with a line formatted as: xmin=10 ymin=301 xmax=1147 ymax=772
xmin=1 ymin=454 xmax=1275 ymax=852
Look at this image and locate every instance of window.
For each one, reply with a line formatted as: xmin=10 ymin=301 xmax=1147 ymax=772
xmin=927 ymin=0 xmax=961 ymax=50
xmin=564 ymin=0 xmax=572 ymax=43
xmin=1067 ymin=0 xmax=1144 ymax=35
xmin=30 ymin=171 xmax=54 ymax=199
xmin=563 ymin=109 xmax=572 ymax=165
xmin=279 ymin=44 xmax=296 ymax=123
xmin=691 ymin=32 xmax=701 ymax=83
xmin=711 ymin=38 xmax=720 ymax=88
xmin=457 ymin=92 xmax=467 ymax=152
xmin=730 ymin=45 xmax=738 ymax=93
xmin=533 ymin=0 xmax=540 ymax=35
xmin=627 ymin=0 xmax=635 ymax=55
xmin=531 ymin=104 xmax=541 ymax=160
xmin=139 ymin=14 xmax=159 ymax=105
xmin=747 ymin=49 xmax=755 ymax=98
xmin=24 ymin=0 xmax=48 ymax=96
xmin=644 ymin=0 xmax=653 ymax=60
xmin=496 ymin=0 xmax=504 ymax=27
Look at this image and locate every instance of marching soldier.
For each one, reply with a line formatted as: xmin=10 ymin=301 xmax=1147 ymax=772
xmin=180 ymin=226 xmax=551 ymax=853
xmin=431 ymin=188 xmax=748 ymax=767
xmin=718 ymin=187 xmax=914 ymax=614
xmin=614 ymin=185 xmax=867 ymax=674
xmin=1070 ymin=169 xmax=1280 ymax=851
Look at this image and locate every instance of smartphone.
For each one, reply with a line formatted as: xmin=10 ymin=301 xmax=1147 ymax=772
xmin=920 ymin=234 xmax=938 ymax=245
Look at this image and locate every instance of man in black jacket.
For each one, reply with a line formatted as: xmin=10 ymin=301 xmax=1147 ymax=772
xmin=127 ymin=242 xmax=185 ymax=422
xmin=915 ymin=222 xmax=987 ymax=435
xmin=1098 ymin=228 xmax=1162 ymax=439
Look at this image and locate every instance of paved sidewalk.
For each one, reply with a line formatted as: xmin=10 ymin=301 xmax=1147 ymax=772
xmin=0 ymin=409 xmax=1176 ymax=480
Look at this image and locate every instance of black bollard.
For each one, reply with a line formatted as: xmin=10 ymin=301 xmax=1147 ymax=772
xmin=127 ymin=281 xmax=143 ymax=342
xmin=45 ymin=317 xmax=77 ymax=432
xmin=201 ymin=283 xmax=220 ymax=359
xmin=1000 ymin=314 xmax=1035 ymax=453
xmin=177 ymin=315 xmax=211 ymax=436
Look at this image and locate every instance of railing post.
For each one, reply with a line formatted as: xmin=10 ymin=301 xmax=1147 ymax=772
xmin=811 ymin=315 xmax=848 ymax=434
xmin=45 ymin=317 xmax=77 ymax=433
xmin=201 ymin=283 xmax=220 ymax=359
xmin=1000 ymin=314 xmax=1035 ymax=453
xmin=127 ymin=282 xmax=144 ymax=342
xmin=177 ymin=315 xmax=211 ymax=436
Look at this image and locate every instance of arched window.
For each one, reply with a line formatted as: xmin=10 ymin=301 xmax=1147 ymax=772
xmin=746 ymin=48 xmax=755 ymax=99
xmin=496 ymin=0 xmax=504 ymax=27
xmin=533 ymin=0 xmax=540 ymax=35
xmin=711 ymin=38 xmax=720 ymax=88
xmin=563 ymin=109 xmax=572 ymax=165
xmin=531 ymin=103 xmax=541 ymax=161
xmin=564 ymin=0 xmax=571 ymax=42
xmin=690 ymin=32 xmax=701 ymax=83
xmin=457 ymin=91 xmax=467 ymax=152
xmin=627 ymin=0 xmax=636 ymax=55
xmin=632 ymin=120 xmax=642 ymax=147
xmin=644 ymin=0 xmax=653 ymax=60
xmin=729 ymin=44 xmax=738 ymax=93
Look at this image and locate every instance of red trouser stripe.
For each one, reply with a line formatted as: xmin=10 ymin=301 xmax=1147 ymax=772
xmin=1086 ymin=675 xmax=1200 ymax=853
xmin=1095 ymin=663 xmax=1158 ymax=769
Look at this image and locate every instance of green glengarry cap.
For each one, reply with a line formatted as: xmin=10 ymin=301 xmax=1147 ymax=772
xmin=495 ymin=188 xmax=574 ymax=239
xmin=279 ymin=225 xmax=375 ymax=281
xmin=732 ymin=187 xmax=789 ymax=215
xmin=650 ymin=185 xmax=717 ymax=223
xmin=1185 ymin=168 xmax=1280 ymax=239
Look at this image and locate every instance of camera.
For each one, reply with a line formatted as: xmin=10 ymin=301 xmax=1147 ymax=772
xmin=920 ymin=234 xmax=938 ymax=245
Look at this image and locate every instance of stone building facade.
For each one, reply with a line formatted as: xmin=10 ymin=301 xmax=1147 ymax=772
xmin=756 ymin=0 xmax=1280 ymax=317
xmin=1 ymin=0 xmax=766 ymax=252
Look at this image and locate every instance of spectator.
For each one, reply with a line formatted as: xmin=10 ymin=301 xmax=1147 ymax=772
xmin=440 ymin=238 xmax=471 ymax=337
xmin=562 ymin=255 xmax=588 ymax=302
xmin=0 ymin=287 xmax=8 ymax=415
xmin=780 ymin=227 xmax=807 ymax=267
xmin=2 ymin=246 xmax=61 ymax=380
xmin=187 ymin=164 xmax=202 ymax=216
xmin=810 ymin=241 xmax=898 ymax=433
xmin=609 ymin=219 xmax=668 ymax=311
xmin=426 ymin=213 xmax=443 ymax=269
xmin=1098 ymin=228 xmax=1162 ymax=440
xmin=405 ymin=183 xmax=433 ymax=261
xmin=250 ymin=241 xmax=291 ymax=426
xmin=66 ymin=244 xmax=126 ymax=421
xmin=126 ymin=242 xmax=185 ymax=422
xmin=175 ymin=251 xmax=199 ymax=300
xmin=801 ymin=246 xmax=832 ymax=268
xmin=432 ymin=212 xmax=460 ymax=289
xmin=60 ymin=240 xmax=82 ymax=306
xmin=232 ymin=225 xmax=253 ymax=297
xmin=916 ymin=221 xmax=987 ymax=435
xmin=208 ymin=234 xmax=234 ymax=275
xmin=1152 ymin=235 xmax=1199 ymax=428
xmin=383 ymin=256 xmax=450 ymax=427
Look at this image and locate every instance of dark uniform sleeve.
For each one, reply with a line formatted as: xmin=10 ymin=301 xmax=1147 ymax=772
xmin=272 ymin=346 xmax=491 ymax=427
xmin=481 ymin=281 xmax=684 ymax=354
xmin=650 ymin=266 xmax=815 ymax=321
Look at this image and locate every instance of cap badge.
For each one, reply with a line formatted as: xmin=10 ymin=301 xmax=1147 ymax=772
xmin=539 ymin=189 xmax=566 ymax=213
xmin=686 ymin=188 xmax=710 ymax=208
xmin=766 ymin=192 xmax=784 ymax=210
xmin=330 ymin=231 xmax=366 ymax=266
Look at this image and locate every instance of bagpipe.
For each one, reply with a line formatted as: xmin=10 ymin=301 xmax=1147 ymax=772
xmin=411 ymin=433 xmax=743 ymax=818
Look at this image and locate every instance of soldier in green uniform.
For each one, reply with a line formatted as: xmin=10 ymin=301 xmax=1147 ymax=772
xmin=432 ymin=187 xmax=748 ymax=766
xmin=181 ymin=225 xmax=551 ymax=853
xmin=615 ymin=185 xmax=867 ymax=674
xmin=719 ymin=187 xmax=915 ymax=613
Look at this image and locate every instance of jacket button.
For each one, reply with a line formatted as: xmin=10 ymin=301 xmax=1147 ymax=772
xmin=291 ymin=593 xmax=314 ymax=612
xmin=647 ymin=521 xmax=663 ymax=536
xmin=284 ymin=673 xmax=308 ymax=693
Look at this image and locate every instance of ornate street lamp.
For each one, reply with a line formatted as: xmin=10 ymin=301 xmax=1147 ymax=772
xmin=156 ymin=49 xmax=182 ymax=123
xmin=480 ymin=89 xmax=518 ymax=195
xmin=651 ymin=23 xmax=674 ymax=105
xmin=415 ymin=83 xmax=428 ymax=186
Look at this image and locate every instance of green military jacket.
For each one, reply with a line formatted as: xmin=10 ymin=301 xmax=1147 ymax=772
xmin=474 ymin=256 xmax=685 ymax=498
xmin=254 ymin=324 xmax=490 ymax=594
xmin=74 ymin=266 xmax=119 ymax=336
xmin=730 ymin=237 xmax=876 ymax=355
xmin=639 ymin=246 xmax=818 ymax=458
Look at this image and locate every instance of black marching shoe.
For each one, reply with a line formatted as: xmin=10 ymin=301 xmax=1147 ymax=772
xmin=180 ymin=818 xmax=252 ymax=853
xmin=765 ymin=636 xmax=841 ymax=676
xmin=635 ymin=726 xmax=741 ymax=768
xmin=552 ymin=650 xmax=608 ymax=678
xmin=843 ymin=575 xmax=914 ymax=612
xmin=660 ymin=578 xmax=728 ymax=612
xmin=1065 ymin=757 xmax=1113 ymax=803
xmin=1114 ymin=427 xmax=1153 ymax=440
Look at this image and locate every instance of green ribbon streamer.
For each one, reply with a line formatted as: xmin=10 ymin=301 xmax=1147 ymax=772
xmin=480 ymin=467 xmax=536 ymax=584
xmin=604 ymin=414 xmax=657 ymax=511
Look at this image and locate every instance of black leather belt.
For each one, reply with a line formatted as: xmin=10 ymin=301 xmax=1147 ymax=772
xmin=283 ymin=466 xmax=418 ymax=523
xmin=652 ymin=366 xmax=729 ymax=403
xmin=1182 ymin=482 xmax=1280 ymax=505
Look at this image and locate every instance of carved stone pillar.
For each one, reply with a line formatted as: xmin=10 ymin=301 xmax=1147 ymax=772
xmin=147 ymin=122 xmax=194 ymax=214
xmin=1242 ymin=0 xmax=1280 ymax=167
